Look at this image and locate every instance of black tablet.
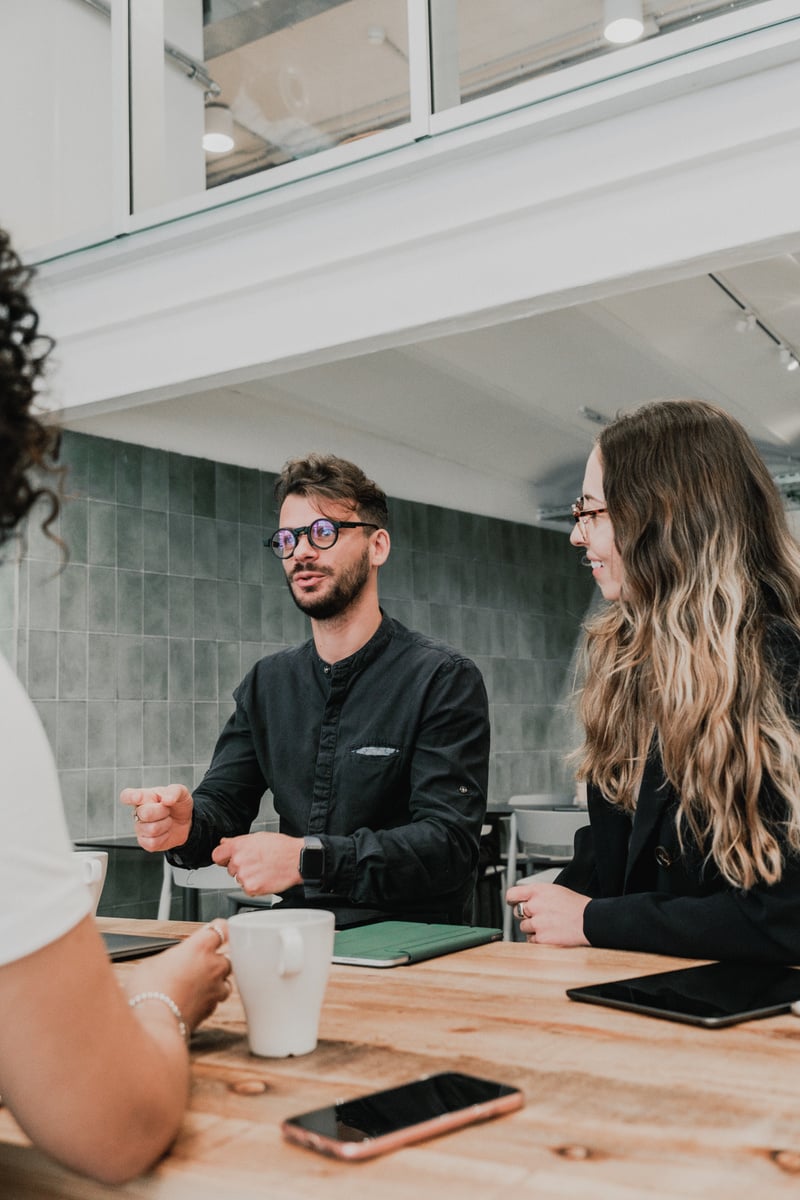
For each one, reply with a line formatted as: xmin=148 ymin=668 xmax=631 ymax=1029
xmin=567 ymin=961 xmax=800 ymax=1028
xmin=102 ymin=932 xmax=180 ymax=961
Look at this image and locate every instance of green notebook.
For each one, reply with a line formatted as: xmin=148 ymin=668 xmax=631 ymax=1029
xmin=332 ymin=921 xmax=502 ymax=967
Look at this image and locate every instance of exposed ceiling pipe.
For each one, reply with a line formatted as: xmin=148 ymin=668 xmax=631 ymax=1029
xmin=77 ymin=0 xmax=220 ymax=96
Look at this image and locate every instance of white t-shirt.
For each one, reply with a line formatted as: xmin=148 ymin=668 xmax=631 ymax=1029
xmin=0 ymin=653 xmax=90 ymax=966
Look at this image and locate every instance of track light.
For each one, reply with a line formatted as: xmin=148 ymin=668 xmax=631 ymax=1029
xmin=711 ymin=274 xmax=800 ymax=380
xmin=578 ymin=406 xmax=612 ymax=426
xmin=603 ymin=0 xmax=645 ymax=44
xmin=203 ymin=102 xmax=234 ymax=154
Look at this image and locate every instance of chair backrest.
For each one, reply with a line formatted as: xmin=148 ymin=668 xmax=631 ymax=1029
xmin=514 ymin=807 xmax=589 ymax=862
xmin=508 ymin=792 xmax=576 ymax=809
xmin=158 ymin=860 xmax=242 ymax=920
xmin=171 ymin=864 xmax=235 ymax=890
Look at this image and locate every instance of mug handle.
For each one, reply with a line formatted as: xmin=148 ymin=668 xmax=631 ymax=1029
xmin=82 ymin=859 xmax=102 ymax=884
xmin=278 ymin=928 xmax=304 ymax=977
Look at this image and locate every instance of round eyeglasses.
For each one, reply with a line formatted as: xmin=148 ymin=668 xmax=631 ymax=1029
xmin=264 ymin=518 xmax=379 ymax=559
xmin=571 ymin=499 xmax=608 ymax=536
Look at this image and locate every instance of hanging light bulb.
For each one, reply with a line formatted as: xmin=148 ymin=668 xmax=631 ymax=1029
xmin=203 ymin=102 xmax=234 ymax=154
xmin=779 ymin=348 xmax=800 ymax=372
xmin=603 ymin=0 xmax=645 ymax=44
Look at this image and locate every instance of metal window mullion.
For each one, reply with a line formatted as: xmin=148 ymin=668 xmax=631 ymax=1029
xmin=407 ymin=0 xmax=433 ymax=138
xmin=110 ymin=0 xmax=132 ymax=232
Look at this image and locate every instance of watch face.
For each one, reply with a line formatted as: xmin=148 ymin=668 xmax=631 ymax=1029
xmin=301 ymin=845 xmax=325 ymax=880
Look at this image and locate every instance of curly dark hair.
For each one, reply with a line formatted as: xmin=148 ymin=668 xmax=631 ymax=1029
xmin=0 ymin=228 xmax=62 ymax=548
xmin=274 ymin=453 xmax=389 ymax=528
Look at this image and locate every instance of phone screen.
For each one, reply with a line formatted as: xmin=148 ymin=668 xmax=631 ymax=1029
xmin=567 ymin=961 xmax=800 ymax=1027
xmin=285 ymin=1072 xmax=520 ymax=1143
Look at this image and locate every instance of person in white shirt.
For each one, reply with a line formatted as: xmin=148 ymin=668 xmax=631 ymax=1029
xmin=0 ymin=227 xmax=232 ymax=1184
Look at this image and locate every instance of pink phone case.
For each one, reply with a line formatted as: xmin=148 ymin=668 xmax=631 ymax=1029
xmin=281 ymin=1083 xmax=524 ymax=1161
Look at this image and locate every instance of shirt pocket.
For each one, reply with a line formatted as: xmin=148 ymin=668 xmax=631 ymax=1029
xmin=350 ymin=743 xmax=402 ymax=760
xmin=346 ymin=742 xmax=407 ymax=795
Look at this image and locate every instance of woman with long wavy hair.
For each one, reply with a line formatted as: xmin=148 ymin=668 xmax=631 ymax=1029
xmin=0 ymin=228 xmax=233 ymax=1183
xmin=508 ymin=398 xmax=800 ymax=961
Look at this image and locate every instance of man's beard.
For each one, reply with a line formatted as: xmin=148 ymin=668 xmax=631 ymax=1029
xmin=286 ymin=547 xmax=371 ymax=620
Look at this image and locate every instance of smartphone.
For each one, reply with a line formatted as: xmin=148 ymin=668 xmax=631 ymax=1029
xmin=281 ymin=1071 xmax=524 ymax=1160
xmin=567 ymin=961 xmax=800 ymax=1028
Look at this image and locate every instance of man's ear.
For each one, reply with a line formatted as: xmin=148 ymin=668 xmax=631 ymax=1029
xmin=371 ymin=527 xmax=391 ymax=567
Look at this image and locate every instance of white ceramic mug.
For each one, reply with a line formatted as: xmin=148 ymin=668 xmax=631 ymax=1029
xmin=73 ymin=850 xmax=109 ymax=916
xmin=229 ymin=909 xmax=335 ymax=1057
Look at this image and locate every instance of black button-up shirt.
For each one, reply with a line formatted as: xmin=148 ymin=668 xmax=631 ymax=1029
xmin=171 ymin=615 xmax=490 ymax=923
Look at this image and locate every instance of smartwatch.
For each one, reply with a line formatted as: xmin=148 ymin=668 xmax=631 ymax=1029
xmin=299 ymin=836 xmax=325 ymax=883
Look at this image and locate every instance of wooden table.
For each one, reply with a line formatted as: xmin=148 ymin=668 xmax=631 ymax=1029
xmin=2 ymin=919 xmax=800 ymax=1199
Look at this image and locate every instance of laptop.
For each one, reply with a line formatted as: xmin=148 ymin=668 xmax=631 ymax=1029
xmin=102 ymin=932 xmax=181 ymax=961
xmin=332 ymin=921 xmax=502 ymax=967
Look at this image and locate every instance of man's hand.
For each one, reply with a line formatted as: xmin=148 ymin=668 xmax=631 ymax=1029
xmin=505 ymin=881 xmax=590 ymax=946
xmin=120 ymin=785 xmax=194 ymax=853
xmin=212 ymin=832 xmax=304 ymax=896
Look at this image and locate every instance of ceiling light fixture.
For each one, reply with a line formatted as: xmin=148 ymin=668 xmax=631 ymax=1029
xmin=578 ymin=405 xmax=611 ymax=426
xmin=710 ymin=273 xmax=800 ymax=379
xmin=603 ymin=0 xmax=645 ymax=44
xmin=203 ymin=102 xmax=234 ymax=154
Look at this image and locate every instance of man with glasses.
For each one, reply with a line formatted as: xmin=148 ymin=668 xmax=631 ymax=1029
xmin=122 ymin=454 xmax=490 ymax=927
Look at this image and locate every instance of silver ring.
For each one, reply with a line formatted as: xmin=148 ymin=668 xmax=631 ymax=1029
xmin=133 ymin=810 xmax=141 ymax=823
xmin=207 ymin=923 xmax=225 ymax=947
xmin=515 ymin=901 xmax=527 ymax=920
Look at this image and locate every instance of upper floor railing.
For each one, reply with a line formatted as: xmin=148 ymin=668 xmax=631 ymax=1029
xmin=3 ymin=0 xmax=790 ymax=263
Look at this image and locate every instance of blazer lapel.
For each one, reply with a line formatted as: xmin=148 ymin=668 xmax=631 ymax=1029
xmin=586 ymin=786 xmax=631 ymax=894
xmin=624 ymin=750 xmax=672 ymax=890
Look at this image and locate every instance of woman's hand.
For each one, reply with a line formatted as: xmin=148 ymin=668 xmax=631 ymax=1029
xmin=126 ymin=921 xmax=232 ymax=1033
xmin=506 ymin=881 xmax=590 ymax=946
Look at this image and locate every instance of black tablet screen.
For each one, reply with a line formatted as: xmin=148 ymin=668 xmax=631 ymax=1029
xmin=567 ymin=961 xmax=800 ymax=1026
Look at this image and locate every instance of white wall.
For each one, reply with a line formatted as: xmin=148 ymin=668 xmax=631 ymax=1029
xmin=1 ymin=0 xmax=113 ymax=249
xmin=24 ymin=9 xmax=800 ymax=516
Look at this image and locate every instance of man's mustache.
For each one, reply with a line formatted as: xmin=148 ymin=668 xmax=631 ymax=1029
xmin=290 ymin=564 xmax=334 ymax=580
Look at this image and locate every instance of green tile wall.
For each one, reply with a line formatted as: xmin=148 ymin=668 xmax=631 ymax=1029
xmin=1 ymin=431 xmax=594 ymax=916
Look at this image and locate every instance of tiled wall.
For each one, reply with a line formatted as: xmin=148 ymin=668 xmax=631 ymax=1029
xmin=0 ymin=431 xmax=594 ymax=915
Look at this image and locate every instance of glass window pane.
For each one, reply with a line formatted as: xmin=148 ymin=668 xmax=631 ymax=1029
xmin=131 ymin=0 xmax=411 ymax=214
xmin=430 ymin=0 xmax=772 ymax=114
xmin=1 ymin=0 xmax=114 ymax=255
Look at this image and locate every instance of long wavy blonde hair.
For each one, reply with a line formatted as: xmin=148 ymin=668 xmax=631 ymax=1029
xmin=576 ymin=399 xmax=800 ymax=888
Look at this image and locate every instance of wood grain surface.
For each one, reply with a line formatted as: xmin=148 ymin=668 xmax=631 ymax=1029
xmin=1 ymin=917 xmax=800 ymax=1199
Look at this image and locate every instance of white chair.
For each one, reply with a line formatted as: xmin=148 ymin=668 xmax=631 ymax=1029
xmin=502 ymin=798 xmax=589 ymax=940
xmin=157 ymin=859 xmax=279 ymax=921
xmin=503 ymin=793 xmax=575 ymax=895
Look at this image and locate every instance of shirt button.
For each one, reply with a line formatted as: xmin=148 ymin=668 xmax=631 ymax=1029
xmin=654 ymin=845 xmax=673 ymax=868
xmin=323 ymin=666 xmax=330 ymax=675
xmin=458 ymin=785 xmax=469 ymax=794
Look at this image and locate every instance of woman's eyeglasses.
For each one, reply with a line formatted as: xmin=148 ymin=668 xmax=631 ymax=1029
xmin=571 ymin=499 xmax=608 ymax=535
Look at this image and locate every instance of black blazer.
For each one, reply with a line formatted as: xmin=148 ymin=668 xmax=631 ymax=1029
xmin=557 ymin=622 xmax=800 ymax=964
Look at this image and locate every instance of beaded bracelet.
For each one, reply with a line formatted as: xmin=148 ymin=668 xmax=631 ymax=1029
xmin=129 ymin=991 xmax=188 ymax=1043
